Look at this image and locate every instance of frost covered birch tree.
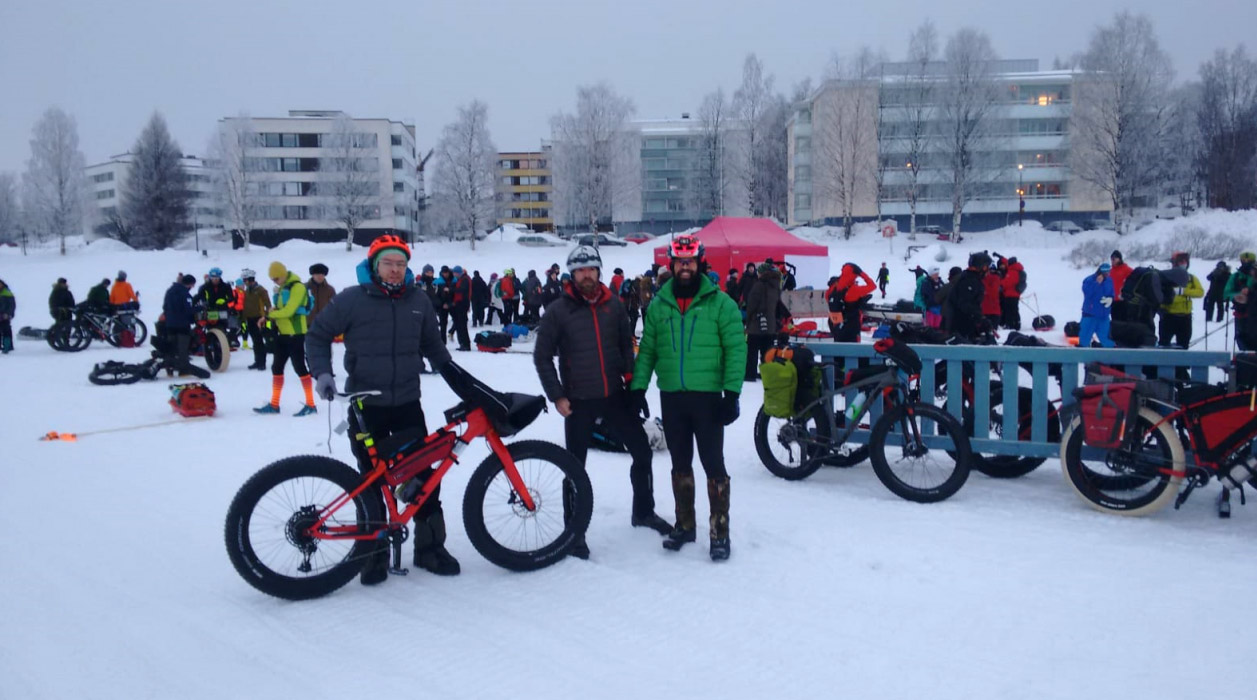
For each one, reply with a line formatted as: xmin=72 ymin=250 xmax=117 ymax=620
xmin=1197 ymin=46 xmax=1257 ymax=210
xmin=1072 ymin=12 xmax=1174 ymax=232
xmin=903 ymin=20 xmax=939 ymax=238
xmin=816 ymin=50 xmax=881 ymax=239
xmin=689 ymin=88 xmax=733 ymax=218
xmin=317 ymin=114 xmax=384 ymax=251
xmin=122 ymin=112 xmax=190 ymax=250
xmin=733 ymin=54 xmax=775 ymax=216
xmin=0 ymin=174 xmax=20 ymax=249
xmin=937 ymin=28 xmax=1001 ymax=240
xmin=210 ymin=115 xmax=260 ymax=250
xmin=431 ymin=100 xmax=498 ymax=251
xmin=21 ymin=107 xmax=85 ymax=255
xmin=550 ymin=83 xmax=636 ymax=244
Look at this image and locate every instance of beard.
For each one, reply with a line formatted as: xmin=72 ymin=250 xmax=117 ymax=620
xmin=672 ymin=267 xmax=700 ymax=297
xmin=577 ymin=277 xmax=599 ymax=297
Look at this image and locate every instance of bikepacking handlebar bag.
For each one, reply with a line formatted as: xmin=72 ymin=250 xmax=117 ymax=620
xmin=1073 ymin=382 xmax=1137 ymax=449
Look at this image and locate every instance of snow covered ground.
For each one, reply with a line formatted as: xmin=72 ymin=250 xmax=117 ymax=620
xmin=1 ymin=216 xmax=1255 ymax=700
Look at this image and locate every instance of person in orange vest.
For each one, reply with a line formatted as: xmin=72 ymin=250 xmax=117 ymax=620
xmin=109 ymin=270 xmax=139 ymax=310
xmin=826 ymin=263 xmax=876 ymax=342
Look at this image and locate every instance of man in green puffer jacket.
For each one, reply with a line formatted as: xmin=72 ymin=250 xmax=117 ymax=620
xmin=629 ymin=235 xmax=746 ymax=562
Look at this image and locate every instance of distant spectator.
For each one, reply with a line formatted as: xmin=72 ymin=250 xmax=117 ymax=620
xmin=109 ymin=270 xmax=139 ymax=310
xmin=306 ymin=263 xmax=336 ymax=324
xmin=49 ymin=278 xmax=74 ymax=321
xmin=1158 ymin=252 xmax=1203 ymax=349
xmin=1079 ymin=263 xmax=1115 ymax=348
xmin=1204 ymin=261 xmax=1231 ymax=323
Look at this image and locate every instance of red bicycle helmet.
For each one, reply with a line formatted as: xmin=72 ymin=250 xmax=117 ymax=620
xmin=668 ymin=235 xmax=704 ymax=261
xmin=368 ymin=234 xmax=411 ymax=262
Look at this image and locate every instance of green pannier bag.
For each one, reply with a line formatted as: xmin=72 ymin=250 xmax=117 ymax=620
xmin=760 ymin=360 xmax=798 ymax=418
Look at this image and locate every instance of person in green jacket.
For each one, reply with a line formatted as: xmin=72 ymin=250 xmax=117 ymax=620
xmin=628 ymin=235 xmax=747 ymax=561
xmin=1223 ymin=252 xmax=1256 ymax=302
xmin=254 ymin=261 xmax=316 ymax=416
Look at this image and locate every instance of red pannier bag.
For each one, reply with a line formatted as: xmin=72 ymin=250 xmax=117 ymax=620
xmin=170 ymin=383 xmax=216 ymax=417
xmin=1073 ymin=382 xmax=1137 ymax=449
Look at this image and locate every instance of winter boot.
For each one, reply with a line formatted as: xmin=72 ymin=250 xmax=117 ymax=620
xmin=412 ymin=508 xmax=461 ymax=575
xmin=708 ymin=477 xmax=731 ymax=562
xmin=630 ymin=464 xmax=671 ymax=535
xmin=359 ymin=543 xmax=389 ymax=586
xmin=563 ymin=477 xmax=590 ymax=559
xmin=662 ymin=472 xmax=697 ymax=552
xmin=1218 ymin=487 xmax=1232 ymax=519
xmin=632 ymin=511 xmax=672 ymax=536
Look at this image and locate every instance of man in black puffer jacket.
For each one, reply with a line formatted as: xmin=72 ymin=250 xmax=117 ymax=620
xmin=533 ymin=246 xmax=671 ymax=558
xmin=308 ymin=235 xmax=500 ymax=586
xmin=947 ymin=252 xmax=990 ymax=340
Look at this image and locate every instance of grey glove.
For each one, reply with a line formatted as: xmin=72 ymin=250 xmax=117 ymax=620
xmin=315 ymin=374 xmax=337 ymax=401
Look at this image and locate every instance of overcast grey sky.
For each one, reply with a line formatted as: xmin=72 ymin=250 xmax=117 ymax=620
xmin=2 ymin=0 xmax=1253 ymax=172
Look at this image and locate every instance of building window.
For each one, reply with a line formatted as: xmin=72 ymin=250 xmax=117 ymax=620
xmin=92 ymin=172 xmax=114 ymax=183
xmin=391 ymin=135 xmax=402 ymax=146
xmin=96 ymin=189 xmax=114 ymax=200
xmin=666 ymin=200 xmax=686 ymax=212
xmin=392 ymin=158 xmax=403 ymax=170
xmin=796 ymin=136 xmax=811 ymax=151
xmin=795 ymin=166 xmax=811 ymax=181
xmin=393 ymin=182 xmax=404 ymax=192
xmin=795 ymin=194 xmax=811 ymax=208
xmin=298 ymin=133 xmax=320 ymax=148
xmin=283 ymin=182 xmax=301 ymax=196
xmin=283 ymin=205 xmax=306 ymax=220
xmin=263 ymin=133 xmax=282 ymax=147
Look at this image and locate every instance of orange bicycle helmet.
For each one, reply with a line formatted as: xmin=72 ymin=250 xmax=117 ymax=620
xmin=368 ymin=234 xmax=411 ymax=262
xmin=668 ymin=235 xmax=704 ymax=260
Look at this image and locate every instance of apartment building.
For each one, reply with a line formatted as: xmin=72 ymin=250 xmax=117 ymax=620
xmin=83 ymin=153 xmax=220 ymax=238
xmin=496 ymin=150 xmax=553 ymax=231
xmin=218 ymin=110 xmax=421 ymax=246
xmin=788 ymin=59 xmax=1111 ymax=231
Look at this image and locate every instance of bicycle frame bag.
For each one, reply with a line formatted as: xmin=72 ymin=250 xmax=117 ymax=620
xmin=169 ymin=383 xmax=216 ymax=418
xmin=1074 ymin=382 xmax=1137 ymax=449
xmin=760 ymin=358 xmax=798 ymax=418
xmin=381 ymin=428 xmax=458 ymax=486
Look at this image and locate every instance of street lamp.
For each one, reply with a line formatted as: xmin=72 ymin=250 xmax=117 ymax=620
xmin=1017 ymin=164 xmax=1024 ymax=227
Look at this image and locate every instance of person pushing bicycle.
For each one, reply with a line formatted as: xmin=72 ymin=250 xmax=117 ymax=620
xmin=307 ymin=234 xmax=496 ymax=586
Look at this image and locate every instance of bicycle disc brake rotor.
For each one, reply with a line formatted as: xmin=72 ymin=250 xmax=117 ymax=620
xmin=508 ymin=488 xmax=541 ymax=518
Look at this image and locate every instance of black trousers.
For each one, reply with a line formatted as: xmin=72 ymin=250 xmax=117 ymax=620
xmin=437 ymin=308 xmax=449 ymax=339
xmin=451 ymin=307 xmax=470 ymax=348
xmin=243 ymin=318 xmax=268 ymax=366
xmin=745 ymin=334 xmax=773 ymax=379
xmin=1204 ymin=297 xmax=1228 ymax=323
xmin=1001 ymin=297 xmax=1021 ymax=330
xmin=1158 ymin=313 xmax=1192 ymax=348
xmin=168 ymin=327 xmax=192 ymax=370
xmin=564 ymin=395 xmax=656 ymax=516
xmin=0 ymin=319 xmax=12 ymax=350
xmin=272 ymin=334 xmax=309 ymax=376
xmin=660 ymin=391 xmax=728 ymax=480
xmin=472 ymin=303 xmax=486 ymax=327
xmin=348 ymin=400 xmax=441 ymax=518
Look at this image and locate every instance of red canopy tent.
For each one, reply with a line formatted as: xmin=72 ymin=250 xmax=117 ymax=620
xmin=652 ymin=217 xmax=830 ymax=289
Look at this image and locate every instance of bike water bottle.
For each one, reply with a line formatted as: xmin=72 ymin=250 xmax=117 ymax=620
xmin=845 ymin=392 xmax=867 ymax=422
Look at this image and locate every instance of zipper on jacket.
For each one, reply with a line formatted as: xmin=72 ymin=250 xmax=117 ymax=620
xmin=590 ymin=304 xmax=610 ymax=397
xmin=390 ymin=299 xmax=398 ymax=402
xmin=688 ymin=309 xmax=699 ymax=351
xmin=679 ymin=316 xmax=687 ymax=390
xmin=668 ymin=318 xmax=677 ymax=352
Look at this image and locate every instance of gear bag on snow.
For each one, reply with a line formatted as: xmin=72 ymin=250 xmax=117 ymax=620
xmin=169 ymin=383 xmax=216 ymax=418
xmin=474 ymin=330 xmax=512 ymax=353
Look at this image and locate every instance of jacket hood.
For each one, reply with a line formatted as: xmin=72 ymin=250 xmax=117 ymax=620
xmin=758 ymin=267 xmax=782 ymax=284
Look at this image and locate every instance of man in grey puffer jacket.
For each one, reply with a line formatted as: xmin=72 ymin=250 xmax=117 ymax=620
xmin=308 ymin=235 xmax=491 ymax=586
xmin=533 ymin=246 xmax=672 ymax=558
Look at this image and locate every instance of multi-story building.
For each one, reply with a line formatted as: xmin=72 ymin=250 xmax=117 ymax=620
xmin=788 ymin=59 xmax=1111 ymax=231
xmin=495 ymin=149 xmax=553 ymax=231
xmin=219 ymin=110 xmax=421 ymax=246
xmin=615 ymin=116 xmax=748 ymax=235
xmin=83 ymin=153 xmax=220 ymax=238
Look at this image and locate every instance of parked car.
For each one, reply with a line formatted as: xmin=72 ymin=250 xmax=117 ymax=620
xmin=913 ymin=225 xmax=944 ymax=236
xmin=516 ymin=233 xmax=567 ymax=247
xmin=622 ymin=232 xmax=656 ymax=244
xmin=1080 ymin=219 xmax=1111 ymax=231
xmin=572 ymin=233 xmax=629 ymax=247
xmin=1044 ymin=221 xmax=1082 ymax=234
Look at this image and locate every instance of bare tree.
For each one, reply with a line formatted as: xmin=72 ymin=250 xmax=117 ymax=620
xmin=21 ymin=107 xmax=85 ymax=255
xmin=903 ymin=19 xmax=939 ymax=239
xmin=431 ymin=100 xmax=498 ymax=251
xmin=757 ymin=94 xmax=791 ymax=221
xmin=733 ymin=53 xmax=776 ymax=216
xmin=1197 ymin=45 xmax=1257 ymax=210
xmin=550 ymin=83 xmax=636 ymax=245
xmin=816 ymin=50 xmax=881 ymax=239
xmin=317 ymin=114 xmax=384 ymax=251
xmin=1162 ymin=83 xmax=1205 ymax=211
xmin=937 ymin=28 xmax=1002 ymax=240
xmin=0 ymin=173 xmax=19 ymax=249
xmin=210 ymin=115 xmax=260 ymax=250
xmin=689 ymin=88 xmax=734 ymax=218
xmin=1073 ymin=11 xmax=1174 ymax=232
xmin=121 ymin=112 xmax=191 ymax=250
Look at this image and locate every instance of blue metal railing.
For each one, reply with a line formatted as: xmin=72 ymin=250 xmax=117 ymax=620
xmin=802 ymin=342 xmax=1234 ymax=458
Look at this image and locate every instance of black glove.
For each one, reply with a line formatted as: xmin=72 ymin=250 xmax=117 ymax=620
xmin=719 ymin=391 xmax=740 ymax=426
xmin=627 ymin=389 xmax=650 ymax=419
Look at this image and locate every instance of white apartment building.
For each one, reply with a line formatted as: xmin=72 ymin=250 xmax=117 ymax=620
xmin=83 ymin=153 xmax=219 ymax=237
xmin=219 ymin=110 xmax=421 ymax=246
xmin=788 ymin=59 xmax=1112 ymax=231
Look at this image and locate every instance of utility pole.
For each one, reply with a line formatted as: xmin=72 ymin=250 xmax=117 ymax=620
xmin=1017 ymin=163 xmax=1024 ymax=227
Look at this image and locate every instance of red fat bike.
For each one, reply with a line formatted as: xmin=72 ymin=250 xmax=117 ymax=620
xmin=225 ymin=388 xmax=593 ymax=600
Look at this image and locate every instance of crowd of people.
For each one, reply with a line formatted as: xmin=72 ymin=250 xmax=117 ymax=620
xmin=910 ymin=252 xmax=1026 ymax=336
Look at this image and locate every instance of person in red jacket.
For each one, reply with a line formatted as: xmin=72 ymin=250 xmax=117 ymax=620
xmin=1108 ymin=249 xmax=1133 ymax=321
xmin=981 ymin=263 xmax=1002 ymax=328
xmin=999 ymin=256 xmax=1025 ymax=330
xmin=826 ymin=263 xmax=876 ymax=342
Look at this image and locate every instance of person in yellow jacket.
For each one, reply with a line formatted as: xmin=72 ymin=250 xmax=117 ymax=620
xmin=254 ymin=261 xmax=316 ymax=416
xmin=1158 ymin=251 xmax=1204 ymax=349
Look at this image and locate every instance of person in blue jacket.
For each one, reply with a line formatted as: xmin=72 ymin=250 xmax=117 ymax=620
xmin=1079 ymin=263 xmax=1115 ymax=348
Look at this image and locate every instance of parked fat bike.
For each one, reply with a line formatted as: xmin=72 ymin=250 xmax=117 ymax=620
xmin=1059 ymin=359 xmax=1257 ymax=517
xmin=47 ymin=305 xmax=147 ymax=352
xmin=753 ymin=338 xmax=974 ymax=503
xmin=225 ymin=385 xmax=593 ymax=600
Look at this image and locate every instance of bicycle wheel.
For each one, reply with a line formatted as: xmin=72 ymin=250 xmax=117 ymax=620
xmin=49 ymin=321 xmax=90 ymax=352
xmin=463 ymin=440 xmax=592 ymax=572
xmin=206 ymin=328 xmax=230 ymax=372
xmin=224 ymin=455 xmax=384 ymax=601
xmin=1059 ymin=408 xmax=1183 ymax=516
xmin=753 ymin=404 xmax=834 ymax=479
xmin=950 ymin=385 xmax=1055 ymax=479
xmin=869 ymin=402 xmax=972 ymax=503
xmin=88 ymin=361 xmax=144 ymax=385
